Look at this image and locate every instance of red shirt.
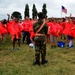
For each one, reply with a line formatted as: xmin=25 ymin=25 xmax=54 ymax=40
xmin=63 ymin=22 xmax=74 ymax=36
xmin=7 ymin=20 xmax=22 ymax=40
xmin=0 ymin=22 xmax=7 ymax=34
xmin=22 ymin=20 xmax=32 ymax=32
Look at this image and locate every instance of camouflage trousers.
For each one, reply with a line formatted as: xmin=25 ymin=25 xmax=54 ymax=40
xmin=34 ymin=36 xmax=46 ymax=61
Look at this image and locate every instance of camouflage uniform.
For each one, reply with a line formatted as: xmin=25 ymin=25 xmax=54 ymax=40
xmin=33 ymin=20 xmax=48 ymax=65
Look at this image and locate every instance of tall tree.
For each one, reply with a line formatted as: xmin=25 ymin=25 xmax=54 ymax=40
xmin=24 ymin=4 xmax=30 ymax=18
xmin=42 ymin=3 xmax=47 ymax=17
xmin=32 ymin=4 xmax=37 ymax=19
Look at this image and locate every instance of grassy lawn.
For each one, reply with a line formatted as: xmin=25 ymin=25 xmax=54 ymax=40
xmin=0 ymin=36 xmax=75 ymax=75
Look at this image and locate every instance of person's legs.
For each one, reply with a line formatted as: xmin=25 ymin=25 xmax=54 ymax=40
xmin=53 ymin=36 xmax=57 ymax=48
xmin=33 ymin=41 xmax=40 ymax=65
xmin=1 ymin=34 xmax=6 ymax=44
xmin=22 ymin=31 xmax=26 ymax=43
xmin=50 ymin=35 xmax=54 ymax=48
xmin=41 ymin=41 xmax=48 ymax=64
xmin=27 ymin=32 xmax=31 ymax=44
xmin=18 ymin=39 xmax=21 ymax=50
xmin=68 ymin=35 xmax=74 ymax=47
xmin=12 ymin=38 xmax=16 ymax=50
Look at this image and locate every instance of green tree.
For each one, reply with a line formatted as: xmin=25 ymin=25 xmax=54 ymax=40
xmin=32 ymin=4 xmax=37 ymax=19
xmin=24 ymin=4 xmax=30 ymax=18
xmin=42 ymin=3 xmax=47 ymax=17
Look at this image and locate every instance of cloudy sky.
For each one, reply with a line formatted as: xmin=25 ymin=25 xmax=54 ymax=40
xmin=0 ymin=0 xmax=75 ymax=20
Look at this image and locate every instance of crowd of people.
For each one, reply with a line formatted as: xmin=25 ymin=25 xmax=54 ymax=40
xmin=0 ymin=12 xmax=75 ymax=65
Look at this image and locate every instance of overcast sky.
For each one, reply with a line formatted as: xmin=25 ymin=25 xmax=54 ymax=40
xmin=0 ymin=0 xmax=75 ymax=20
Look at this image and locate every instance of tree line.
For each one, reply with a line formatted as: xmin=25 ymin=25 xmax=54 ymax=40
xmin=24 ymin=3 xmax=47 ymax=19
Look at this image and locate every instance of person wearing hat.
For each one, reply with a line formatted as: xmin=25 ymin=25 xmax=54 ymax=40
xmin=7 ymin=11 xmax=22 ymax=50
xmin=33 ymin=12 xmax=48 ymax=65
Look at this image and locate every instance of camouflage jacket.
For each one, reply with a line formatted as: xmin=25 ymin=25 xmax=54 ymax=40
xmin=33 ymin=20 xmax=48 ymax=35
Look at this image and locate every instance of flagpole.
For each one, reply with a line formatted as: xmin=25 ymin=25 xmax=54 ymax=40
xmin=61 ymin=5 xmax=62 ymax=18
xmin=61 ymin=10 xmax=62 ymax=18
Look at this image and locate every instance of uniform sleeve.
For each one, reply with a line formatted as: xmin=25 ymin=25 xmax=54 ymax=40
xmin=33 ymin=22 xmax=38 ymax=33
xmin=33 ymin=23 xmax=35 ymax=33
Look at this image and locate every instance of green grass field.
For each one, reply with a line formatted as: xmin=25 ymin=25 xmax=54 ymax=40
xmin=0 ymin=36 xmax=75 ymax=75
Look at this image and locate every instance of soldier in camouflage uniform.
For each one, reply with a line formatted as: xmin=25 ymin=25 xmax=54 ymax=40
xmin=33 ymin=12 xmax=48 ymax=65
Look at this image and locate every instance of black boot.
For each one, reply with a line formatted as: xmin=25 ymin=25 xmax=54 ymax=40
xmin=61 ymin=36 xmax=62 ymax=39
xmin=41 ymin=59 xmax=48 ymax=65
xmin=51 ymin=45 xmax=53 ymax=49
xmin=33 ymin=60 xmax=40 ymax=65
xmin=64 ymin=37 xmax=66 ymax=40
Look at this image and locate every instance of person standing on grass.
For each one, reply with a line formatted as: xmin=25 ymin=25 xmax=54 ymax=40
xmin=63 ymin=18 xmax=74 ymax=48
xmin=33 ymin=12 xmax=48 ymax=65
xmin=7 ymin=11 xmax=23 ymax=50
xmin=49 ymin=18 xmax=63 ymax=48
xmin=0 ymin=19 xmax=8 ymax=44
xmin=22 ymin=16 xmax=32 ymax=44
xmin=49 ymin=19 xmax=58 ymax=48
xmin=60 ymin=18 xmax=66 ymax=40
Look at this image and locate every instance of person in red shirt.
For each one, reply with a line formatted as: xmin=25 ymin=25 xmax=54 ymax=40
xmin=8 ymin=18 xmax=22 ymax=50
xmin=22 ymin=16 xmax=32 ymax=44
xmin=63 ymin=19 xmax=74 ymax=47
xmin=49 ymin=19 xmax=58 ymax=48
xmin=7 ymin=11 xmax=22 ymax=50
xmin=60 ymin=18 xmax=66 ymax=39
xmin=29 ymin=22 xmax=35 ymax=48
xmin=49 ymin=18 xmax=63 ymax=48
xmin=0 ymin=19 xmax=8 ymax=44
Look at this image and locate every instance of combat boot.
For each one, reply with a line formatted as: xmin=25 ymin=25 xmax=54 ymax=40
xmin=33 ymin=60 xmax=40 ymax=65
xmin=41 ymin=59 xmax=48 ymax=64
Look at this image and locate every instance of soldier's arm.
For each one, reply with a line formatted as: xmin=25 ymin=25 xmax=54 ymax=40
xmin=33 ymin=23 xmax=36 ymax=33
xmin=36 ymin=19 xmax=45 ymax=33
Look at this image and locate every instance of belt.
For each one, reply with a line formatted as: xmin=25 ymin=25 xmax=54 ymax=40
xmin=35 ymin=33 xmax=45 ymax=36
